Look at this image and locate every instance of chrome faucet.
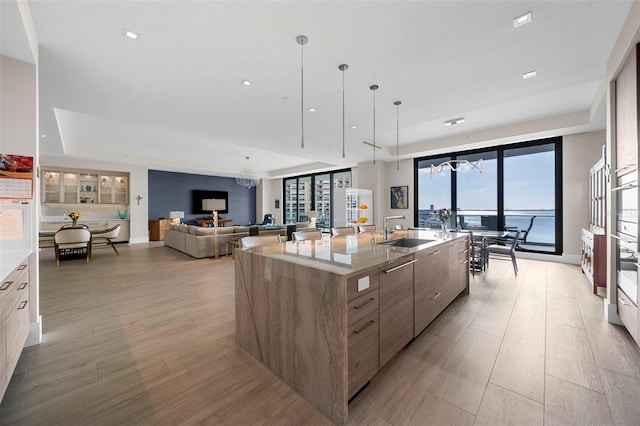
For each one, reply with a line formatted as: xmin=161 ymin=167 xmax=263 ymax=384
xmin=383 ymin=215 xmax=406 ymax=240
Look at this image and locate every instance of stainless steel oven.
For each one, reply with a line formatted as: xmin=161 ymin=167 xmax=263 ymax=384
xmin=613 ymin=173 xmax=638 ymax=304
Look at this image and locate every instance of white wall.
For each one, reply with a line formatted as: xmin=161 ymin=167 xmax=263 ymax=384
xmin=1 ymin=53 xmax=41 ymax=345
xmin=383 ymin=159 xmax=414 ymax=230
xmin=562 ymin=130 xmax=606 ymax=258
xmin=40 ymin=156 xmax=149 ymax=243
xmin=257 ymin=178 xmax=283 ymax=224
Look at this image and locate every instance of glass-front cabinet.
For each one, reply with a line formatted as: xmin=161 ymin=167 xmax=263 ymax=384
xmin=42 ymin=169 xmax=128 ymax=204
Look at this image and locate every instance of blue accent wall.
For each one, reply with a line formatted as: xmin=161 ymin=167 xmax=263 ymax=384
xmin=148 ymin=170 xmax=256 ymax=225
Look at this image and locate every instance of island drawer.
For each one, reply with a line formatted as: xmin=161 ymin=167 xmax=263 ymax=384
xmin=348 ymin=310 xmax=379 ymax=399
xmin=348 ymin=290 xmax=379 ymax=326
xmin=414 ymin=282 xmax=451 ymax=337
xmin=347 ymin=268 xmax=379 ymax=302
xmin=1 ymin=261 xmax=29 ymax=319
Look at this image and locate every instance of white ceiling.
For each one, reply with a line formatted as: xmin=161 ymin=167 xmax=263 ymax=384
xmin=3 ymin=1 xmax=634 ymax=178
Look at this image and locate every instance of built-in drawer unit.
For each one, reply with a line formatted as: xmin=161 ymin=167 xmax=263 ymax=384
xmin=379 ymin=256 xmax=415 ymax=368
xmin=618 ymin=287 xmax=639 ymax=344
xmin=414 ymin=245 xmax=449 ymax=302
xmin=1 ymin=257 xmax=31 ymax=403
xmin=415 ymin=282 xmax=451 ymax=336
xmin=1 ymin=261 xmax=28 ymax=319
xmin=347 ymin=310 xmax=379 ymax=400
xmin=346 ymin=267 xmax=380 ymax=399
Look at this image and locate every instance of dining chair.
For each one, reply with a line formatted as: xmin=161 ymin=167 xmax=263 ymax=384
xmin=91 ymin=224 xmax=121 ymax=255
xmin=240 ymin=235 xmax=281 ymax=248
xmin=54 ymin=228 xmax=92 ymax=266
xmin=358 ymin=224 xmax=376 ymax=233
xmin=331 ymin=227 xmax=355 ymax=237
xmin=485 ymin=230 xmax=520 ymax=275
xmin=292 ymin=229 xmax=323 ymax=241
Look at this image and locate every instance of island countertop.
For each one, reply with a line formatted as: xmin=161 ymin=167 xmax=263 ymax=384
xmin=239 ymin=229 xmax=466 ymax=277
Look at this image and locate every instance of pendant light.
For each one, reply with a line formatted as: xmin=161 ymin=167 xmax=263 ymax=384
xmin=339 ymin=64 xmax=349 ymax=158
xmin=296 ymin=35 xmax=308 ymax=148
xmin=370 ymin=84 xmax=379 ymax=164
xmin=394 ymin=101 xmax=401 ymax=171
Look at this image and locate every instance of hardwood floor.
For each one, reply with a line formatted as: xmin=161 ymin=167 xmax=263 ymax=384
xmin=1 ymin=243 xmax=639 ymax=425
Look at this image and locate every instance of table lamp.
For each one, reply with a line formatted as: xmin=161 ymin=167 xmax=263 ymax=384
xmin=202 ymin=199 xmax=226 ymax=227
xmin=169 ymin=211 xmax=184 ymax=225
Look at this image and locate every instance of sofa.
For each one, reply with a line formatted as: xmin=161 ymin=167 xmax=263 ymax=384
xmin=163 ymin=222 xmax=312 ymax=258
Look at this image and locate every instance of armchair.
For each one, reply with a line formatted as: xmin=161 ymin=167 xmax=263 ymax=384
xmin=54 ymin=228 xmax=92 ymax=266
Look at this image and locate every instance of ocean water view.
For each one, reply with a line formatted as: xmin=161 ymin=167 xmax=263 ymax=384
xmin=418 ymin=209 xmax=556 ymax=245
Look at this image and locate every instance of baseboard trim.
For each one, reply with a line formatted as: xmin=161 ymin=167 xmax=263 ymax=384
xmin=129 ymin=236 xmax=150 ymax=245
xmin=517 ymin=251 xmax=581 ymax=265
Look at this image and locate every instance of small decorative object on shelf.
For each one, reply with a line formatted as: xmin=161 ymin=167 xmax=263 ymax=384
xmin=118 ymin=208 xmax=127 ymax=219
xmin=68 ymin=211 xmax=82 ymax=227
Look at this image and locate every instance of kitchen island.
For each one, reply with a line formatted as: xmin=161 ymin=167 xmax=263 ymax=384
xmin=235 ymin=230 xmax=470 ymax=425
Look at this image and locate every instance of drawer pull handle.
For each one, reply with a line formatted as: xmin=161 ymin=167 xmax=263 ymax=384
xmin=353 ymin=320 xmax=375 ymax=335
xmin=17 ymin=282 xmax=28 ymax=290
xmin=429 ymin=250 xmax=441 ymax=256
xmin=463 ymin=249 xmax=469 ymax=254
xmin=18 ymin=301 xmax=28 ymax=310
xmin=430 ymin=292 xmax=442 ymax=300
xmin=384 ymin=259 xmax=418 ymax=273
xmin=462 ymin=260 xmax=469 ymax=265
xmin=1 ymin=281 xmax=13 ymax=291
xmin=353 ymin=297 xmax=375 ymax=309
xmin=17 ymin=264 xmax=27 ymax=271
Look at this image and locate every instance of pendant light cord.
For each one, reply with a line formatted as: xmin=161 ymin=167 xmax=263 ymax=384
xmin=370 ymin=85 xmax=378 ymax=165
xmin=297 ymin=35 xmax=308 ymax=149
xmin=394 ymin=101 xmax=402 ymax=171
xmin=300 ymin=41 xmax=305 ymax=148
xmin=339 ymin=64 xmax=349 ymax=158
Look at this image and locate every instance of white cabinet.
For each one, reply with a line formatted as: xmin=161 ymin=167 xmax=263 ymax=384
xmin=42 ymin=169 xmax=128 ymax=204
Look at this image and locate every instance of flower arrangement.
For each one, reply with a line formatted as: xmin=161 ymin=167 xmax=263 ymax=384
xmin=68 ymin=211 xmax=82 ymax=226
xmin=434 ymin=208 xmax=451 ymax=224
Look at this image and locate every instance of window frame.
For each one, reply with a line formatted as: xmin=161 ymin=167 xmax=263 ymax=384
xmin=414 ymin=137 xmax=563 ymax=255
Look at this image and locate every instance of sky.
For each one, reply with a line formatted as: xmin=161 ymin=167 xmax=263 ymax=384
xmin=418 ymin=150 xmax=555 ymax=211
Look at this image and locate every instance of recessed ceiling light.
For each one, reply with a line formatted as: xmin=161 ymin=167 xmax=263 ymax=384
xmin=124 ymin=30 xmax=139 ymax=40
xmin=40 ymin=134 xmax=46 ymax=138
xmin=242 ymin=80 xmax=252 ymax=86
xmin=522 ymin=70 xmax=537 ymax=79
xmin=307 ymin=107 xmax=316 ymax=112
xmin=351 ymin=125 xmax=357 ymax=129
xmin=513 ymin=11 xmax=532 ymax=28
xmin=444 ymin=117 xmax=465 ymax=126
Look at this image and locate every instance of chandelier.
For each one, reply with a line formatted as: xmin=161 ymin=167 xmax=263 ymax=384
xmin=430 ymin=159 xmax=484 ymax=178
xmin=236 ymin=156 xmax=260 ymax=189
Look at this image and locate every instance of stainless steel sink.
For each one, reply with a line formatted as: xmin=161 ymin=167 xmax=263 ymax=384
xmin=378 ymin=238 xmax=435 ymax=247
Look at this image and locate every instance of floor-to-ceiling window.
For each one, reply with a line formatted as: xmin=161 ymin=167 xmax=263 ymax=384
xmin=416 ymin=156 xmax=452 ymax=227
xmin=283 ymin=169 xmax=351 ymax=230
xmin=415 ymin=137 xmax=562 ymax=254
xmin=503 ymin=142 xmax=558 ymax=251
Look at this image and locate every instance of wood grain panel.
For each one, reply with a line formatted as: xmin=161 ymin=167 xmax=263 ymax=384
xmin=414 ymin=245 xmax=449 ymax=301
xmin=347 ymin=289 xmax=379 ymax=326
xmin=379 ymin=256 xmax=414 ymax=367
xmin=348 ymin=310 xmax=379 ymax=399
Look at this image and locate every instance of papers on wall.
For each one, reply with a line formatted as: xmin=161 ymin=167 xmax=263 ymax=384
xmin=0 ymin=209 xmax=23 ymax=241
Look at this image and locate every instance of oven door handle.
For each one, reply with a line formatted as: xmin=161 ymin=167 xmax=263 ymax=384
xmin=611 ymin=182 xmax=638 ymax=191
xmin=611 ymin=234 xmax=639 ymax=247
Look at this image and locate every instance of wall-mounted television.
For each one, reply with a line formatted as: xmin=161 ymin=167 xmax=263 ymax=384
xmin=192 ymin=190 xmax=229 ymax=214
